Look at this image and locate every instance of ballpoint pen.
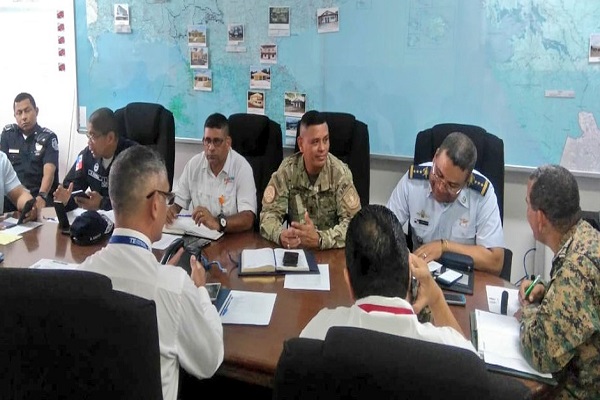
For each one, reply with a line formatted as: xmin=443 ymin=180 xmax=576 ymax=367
xmin=220 ymin=294 xmax=233 ymax=316
xmin=524 ymin=274 xmax=541 ymax=298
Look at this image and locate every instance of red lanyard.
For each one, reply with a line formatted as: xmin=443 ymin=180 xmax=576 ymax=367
xmin=358 ymin=304 xmax=414 ymax=315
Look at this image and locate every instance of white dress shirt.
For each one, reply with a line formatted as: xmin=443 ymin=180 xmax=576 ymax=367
xmin=79 ymin=228 xmax=224 ymax=400
xmin=300 ymin=295 xmax=477 ymax=354
xmin=174 ymin=149 xmax=256 ymax=217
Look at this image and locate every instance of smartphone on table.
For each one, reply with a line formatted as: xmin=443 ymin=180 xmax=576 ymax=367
xmin=443 ymin=292 xmax=467 ymax=306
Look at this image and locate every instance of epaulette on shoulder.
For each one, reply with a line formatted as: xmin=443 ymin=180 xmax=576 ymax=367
xmin=2 ymin=124 xmax=16 ymax=133
xmin=408 ymin=164 xmax=431 ymax=180
xmin=467 ymin=172 xmax=490 ymax=196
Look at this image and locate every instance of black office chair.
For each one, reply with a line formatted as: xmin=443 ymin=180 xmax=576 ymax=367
xmin=114 ymin=102 xmax=176 ymax=190
xmin=582 ymin=210 xmax=600 ymax=232
xmin=413 ymin=123 xmax=510 ymax=278
xmin=0 ymin=268 xmax=163 ymax=400
xmin=228 ymin=113 xmax=283 ymax=230
xmin=294 ymin=112 xmax=370 ymax=207
xmin=273 ymin=326 xmax=530 ymax=400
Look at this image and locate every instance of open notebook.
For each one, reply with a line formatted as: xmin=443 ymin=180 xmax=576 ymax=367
xmin=163 ymin=216 xmax=223 ymax=240
xmin=239 ymin=248 xmax=319 ymax=276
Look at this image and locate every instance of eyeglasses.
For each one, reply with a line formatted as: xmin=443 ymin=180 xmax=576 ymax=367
xmin=430 ymin=163 xmax=465 ymax=195
xmin=85 ymin=131 xmax=104 ymax=141
xmin=146 ymin=190 xmax=175 ymax=205
xmin=202 ymin=137 xmax=225 ymax=147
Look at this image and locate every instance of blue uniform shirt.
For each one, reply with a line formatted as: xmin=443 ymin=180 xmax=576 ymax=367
xmin=0 ymin=123 xmax=59 ymax=196
xmin=386 ymin=162 xmax=504 ymax=250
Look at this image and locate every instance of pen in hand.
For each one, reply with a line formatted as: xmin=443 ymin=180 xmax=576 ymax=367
xmin=524 ymin=274 xmax=541 ymax=299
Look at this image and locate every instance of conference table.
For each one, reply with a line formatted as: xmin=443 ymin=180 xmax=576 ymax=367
xmin=1 ymin=209 xmax=549 ymax=398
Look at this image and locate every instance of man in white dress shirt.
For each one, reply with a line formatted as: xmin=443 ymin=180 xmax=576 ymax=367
xmin=79 ymin=146 xmax=224 ymax=400
xmin=166 ymin=112 xmax=256 ymax=233
xmin=300 ymin=204 xmax=476 ymax=353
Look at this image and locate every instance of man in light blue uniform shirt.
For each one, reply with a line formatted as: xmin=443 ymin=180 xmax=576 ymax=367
xmin=386 ymin=132 xmax=504 ymax=275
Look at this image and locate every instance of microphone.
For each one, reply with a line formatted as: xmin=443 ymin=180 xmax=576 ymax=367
xmin=500 ymin=290 xmax=509 ymax=315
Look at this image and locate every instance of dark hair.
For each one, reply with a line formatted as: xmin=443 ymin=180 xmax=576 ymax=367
xmin=345 ymin=204 xmax=410 ymax=299
xmin=438 ymin=132 xmax=477 ymax=172
xmin=89 ymin=107 xmax=118 ymax=138
xmin=13 ymin=92 xmax=36 ymax=109
xmin=109 ymin=145 xmax=166 ymax=215
xmin=529 ymin=164 xmax=581 ymax=233
xmin=299 ymin=110 xmax=327 ymax=133
xmin=204 ymin=113 xmax=229 ymax=135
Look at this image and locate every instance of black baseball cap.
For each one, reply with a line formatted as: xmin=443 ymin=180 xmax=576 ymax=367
xmin=70 ymin=211 xmax=114 ymax=246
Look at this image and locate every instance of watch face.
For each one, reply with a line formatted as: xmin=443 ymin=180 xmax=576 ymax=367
xmin=220 ymin=217 xmax=227 ymax=227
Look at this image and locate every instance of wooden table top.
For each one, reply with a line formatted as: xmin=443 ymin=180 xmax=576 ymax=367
xmin=1 ymin=209 xmax=547 ymax=396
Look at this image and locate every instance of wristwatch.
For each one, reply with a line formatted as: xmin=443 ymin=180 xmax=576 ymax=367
xmin=37 ymin=191 xmax=48 ymax=201
xmin=217 ymin=213 xmax=227 ymax=232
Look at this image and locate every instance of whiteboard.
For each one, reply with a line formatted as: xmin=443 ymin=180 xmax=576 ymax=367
xmin=0 ymin=0 xmax=77 ymax=181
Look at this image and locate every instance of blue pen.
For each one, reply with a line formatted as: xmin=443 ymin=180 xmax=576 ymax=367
xmin=220 ymin=294 xmax=233 ymax=316
xmin=177 ymin=214 xmax=192 ymax=217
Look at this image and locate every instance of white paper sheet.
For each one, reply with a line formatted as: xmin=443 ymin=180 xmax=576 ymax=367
xmin=29 ymin=258 xmax=79 ymax=270
xmin=2 ymin=217 xmax=43 ymax=235
xmin=219 ymin=290 xmax=277 ymax=325
xmin=284 ymin=264 xmax=330 ymax=291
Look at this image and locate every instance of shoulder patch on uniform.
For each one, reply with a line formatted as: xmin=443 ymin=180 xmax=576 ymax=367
xmin=408 ymin=165 xmax=431 ymax=180
xmin=2 ymin=124 xmax=16 ymax=133
xmin=263 ymin=185 xmax=276 ymax=204
xmin=467 ymin=172 xmax=490 ymax=196
xmin=343 ymin=186 xmax=360 ymax=211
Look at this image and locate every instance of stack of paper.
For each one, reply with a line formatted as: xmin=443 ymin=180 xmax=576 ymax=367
xmin=473 ymin=309 xmax=553 ymax=380
xmin=217 ymin=290 xmax=277 ymax=325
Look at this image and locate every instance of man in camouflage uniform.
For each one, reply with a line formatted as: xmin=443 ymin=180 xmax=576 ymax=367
xmin=519 ymin=164 xmax=600 ymax=399
xmin=260 ymin=110 xmax=361 ymax=249
xmin=1 ymin=92 xmax=59 ymax=212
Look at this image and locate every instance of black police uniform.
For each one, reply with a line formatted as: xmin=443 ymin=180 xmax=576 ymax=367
xmin=62 ymin=137 xmax=138 ymax=211
xmin=0 ymin=123 xmax=59 ymax=210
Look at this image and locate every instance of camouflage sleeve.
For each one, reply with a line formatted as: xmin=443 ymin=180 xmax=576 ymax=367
xmin=259 ymin=166 xmax=289 ymax=245
xmin=520 ymin=258 xmax=600 ymax=373
xmin=318 ymin=172 xmax=361 ymax=249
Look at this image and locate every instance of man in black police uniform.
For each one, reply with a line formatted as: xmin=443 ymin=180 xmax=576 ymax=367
xmin=0 ymin=92 xmax=59 ymax=213
xmin=53 ymin=107 xmax=137 ymax=211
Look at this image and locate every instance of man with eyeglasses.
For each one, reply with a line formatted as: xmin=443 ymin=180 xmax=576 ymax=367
xmin=386 ymin=132 xmax=504 ymax=274
xmin=260 ymin=110 xmax=361 ymax=250
xmin=79 ymin=146 xmax=224 ymax=400
xmin=166 ymin=112 xmax=256 ymax=233
xmin=1 ymin=92 xmax=59 ymax=212
xmin=53 ymin=107 xmax=138 ymax=211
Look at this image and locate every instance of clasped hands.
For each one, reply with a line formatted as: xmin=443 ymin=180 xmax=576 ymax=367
xmin=279 ymin=211 xmax=319 ymax=249
xmin=166 ymin=204 xmax=219 ymax=230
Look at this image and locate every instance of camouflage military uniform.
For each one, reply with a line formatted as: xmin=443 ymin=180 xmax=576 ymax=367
xmin=520 ymin=219 xmax=600 ymax=399
xmin=260 ymin=152 xmax=361 ymax=249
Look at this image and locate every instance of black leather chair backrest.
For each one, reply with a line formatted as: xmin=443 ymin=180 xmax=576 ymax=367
xmin=0 ymin=268 xmax=163 ymax=400
xmin=414 ymin=123 xmax=505 ymax=223
xmin=229 ymin=113 xmax=283 ymax=230
xmin=274 ymin=326 xmax=530 ymax=400
xmin=115 ymin=102 xmax=176 ymax=190
xmin=294 ymin=112 xmax=370 ymax=207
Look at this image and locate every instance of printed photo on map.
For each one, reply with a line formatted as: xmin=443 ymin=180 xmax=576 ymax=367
xmin=589 ymin=34 xmax=600 ymax=63
xmin=260 ymin=44 xmax=277 ymax=64
xmin=228 ymin=23 xmax=244 ymax=45
xmin=193 ymin=70 xmax=212 ymax=91
xmin=188 ymin=25 xmax=207 ymax=47
xmin=190 ymin=46 xmax=208 ymax=69
xmin=250 ymin=66 xmax=271 ymax=89
xmin=113 ymin=4 xmax=131 ymax=33
xmin=247 ymin=91 xmax=265 ymax=115
xmin=285 ymin=116 xmax=300 ymax=138
xmin=284 ymin=92 xmax=306 ymax=117
xmin=269 ymin=6 xmax=290 ymax=37
xmin=317 ymin=7 xmax=339 ymax=33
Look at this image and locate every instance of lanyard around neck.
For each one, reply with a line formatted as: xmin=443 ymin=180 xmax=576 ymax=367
xmin=109 ymin=235 xmax=150 ymax=251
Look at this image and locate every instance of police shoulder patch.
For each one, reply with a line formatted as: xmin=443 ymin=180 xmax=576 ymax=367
xmin=408 ymin=164 xmax=431 ymax=180
xmin=466 ymin=172 xmax=490 ymax=196
xmin=51 ymin=138 xmax=59 ymax=151
xmin=263 ymin=185 xmax=276 ymax=204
